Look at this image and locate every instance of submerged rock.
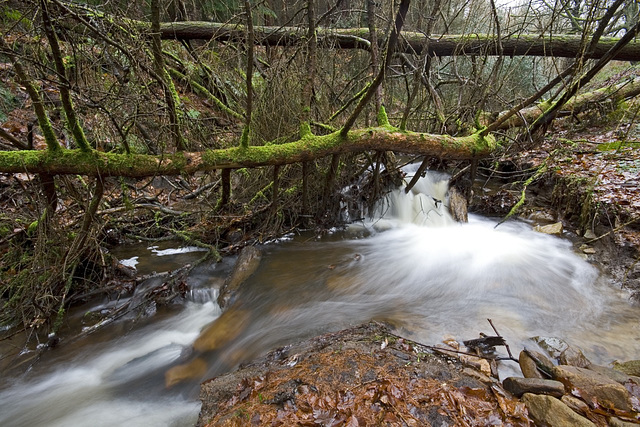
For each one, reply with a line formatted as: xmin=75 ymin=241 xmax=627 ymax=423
xmin=533 ymin=336 xmax=569 ymax=358
xmin=192 ymin=308 xmax=250 ymax=353
xmin=217 ymin=246 xmax=262 ymax=309
xmin=164 ymin=307 xmax=251 ymax=388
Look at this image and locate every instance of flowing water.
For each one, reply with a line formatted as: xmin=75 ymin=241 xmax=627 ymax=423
xmin=2 ymin=170 xmax=640 ymax=426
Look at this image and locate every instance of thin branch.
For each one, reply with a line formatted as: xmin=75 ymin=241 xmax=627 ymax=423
xmin=0 ymin=37 xmax=61 ymax=152
xmin=40 ymin=0 xmax=91 ymax=151
xmin=529 ymin=19 xmax=640 ymax=135
xmin=0 ymin=127 xmax=28 ymax=150
xmin=482 ymin=65 xmax=575 ymax=135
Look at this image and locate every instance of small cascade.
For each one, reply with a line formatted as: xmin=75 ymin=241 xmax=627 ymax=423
xmin=370 ymin=168 xmax=454 ymax=228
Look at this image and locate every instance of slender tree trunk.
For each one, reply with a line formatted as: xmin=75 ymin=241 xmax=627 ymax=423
xmin=366 ymin=0 xmax=382 ymax=112
xmin=151 ymin=0 xmax=185 ymax=151
xmin=240 ymin=0 xmax=254 ymax=148
xmin=340 ymin=0 xmax=411 ymax=136
xmin=302 ymin=161 xmax=310 ymax=222
xmin=271 ymin=165 xmax=280 ymax=215
xmin=219 ymin=169 xmax=231 ymax=210
xmin=322 ymin=153 xmax=341 ymax=216
xmin=40 ymin=0 xmax=91 ymax=151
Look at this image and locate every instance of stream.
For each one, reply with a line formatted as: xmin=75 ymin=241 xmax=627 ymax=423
xmin=1 ymin=169 xmax=640 ymax=426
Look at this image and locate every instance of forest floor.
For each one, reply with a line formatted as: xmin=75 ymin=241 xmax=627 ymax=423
xmin=197 ymin=322 xmax=533 ymax=426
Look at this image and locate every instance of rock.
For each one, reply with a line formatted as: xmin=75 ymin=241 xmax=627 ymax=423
xmin=448 ymin=186 xmax=468 ymax=223
xmin=523 ymin=348 xmax=556 ymax=377
xmin=580 ymin=244 xmax=596 ymax=254
xmin=559 ymin=346 xmax=591 ymax=368
xmin=614 ymin=360 xmax=640 ymax=377
xmin=519 ymin=350 xmax=546 ymax=379
xmin=584 ymin=229 xmax=597 ymax=240
xmin=609 ymin=417 xmax=640 ymax=427
xmin=529 ymin=211 xmax=555 ymax=222
xmin=217 ymin=246 xmax=262 ymax=309
xmin=165 ymin=357 xmax=208 ymax=388
xmin=534 ymin=222 xmax=563 ymax=235
xmin=165 ymin=308 xmax=252 ymax=388
xmin=533 ymin=336 xmax=569 ymax=359
xmin=461 ymin=367 xmax=494 ymax=384
xmin=522 ymin=393 xmax=595 ymax=427
xmin=442 ymin=336 xmax=460 ymax=350
xmin=193 ymin=308 xmax=250 ymax=353
xmin=561 ymin=394 xmax=590 ymax=416
xmin=503 ymin=377 xmax=565 ymax=398
xmin=552 ymin=365 xmax=634 ymax=412
xmin=587 ymin=364 xmax=635 ymax=385
xmin=459 ymin=353 xmax=492 ymax=376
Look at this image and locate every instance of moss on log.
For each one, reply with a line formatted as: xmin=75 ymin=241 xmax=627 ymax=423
xmin=0 ymin=128 xmax=496 ymax=178
xmin=492 ymin=77 xmax=640 ymax=129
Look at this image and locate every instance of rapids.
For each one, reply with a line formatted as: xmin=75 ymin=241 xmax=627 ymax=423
xmin=1 ymin=170 xmax=639 ymax=426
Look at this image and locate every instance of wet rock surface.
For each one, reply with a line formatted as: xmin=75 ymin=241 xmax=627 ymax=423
xmin=515 ymin=344 xmax=640 ymax=425
xmin=503 ymin=377 xmax=565 ymax=398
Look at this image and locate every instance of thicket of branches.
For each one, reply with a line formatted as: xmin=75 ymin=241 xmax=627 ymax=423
xmin=0 ymin=0 xmax=638 ymax=337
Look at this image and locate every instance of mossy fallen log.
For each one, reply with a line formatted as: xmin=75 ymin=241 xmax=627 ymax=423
xmin=0 ymin=127 xmax=496 ymax=177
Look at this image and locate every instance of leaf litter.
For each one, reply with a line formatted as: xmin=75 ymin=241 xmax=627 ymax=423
xmin=198 ymin=323 xmax=532 ymax=426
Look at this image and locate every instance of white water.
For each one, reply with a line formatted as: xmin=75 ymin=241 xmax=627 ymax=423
xmin=2 ymin=170 xmax=640 ymax=426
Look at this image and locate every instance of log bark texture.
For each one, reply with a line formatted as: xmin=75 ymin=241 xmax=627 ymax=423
xmin=158 ymin=22 xmax=640 ymax=61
